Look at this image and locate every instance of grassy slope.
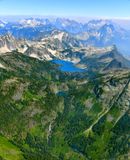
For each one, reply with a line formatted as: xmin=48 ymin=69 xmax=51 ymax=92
xmin=0 ymin=136 xmax=23 ymax=160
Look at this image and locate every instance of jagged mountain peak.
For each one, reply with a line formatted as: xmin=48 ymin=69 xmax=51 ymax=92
xmin=0 ymin=32 xmax=15 ymax=40
xmin=19 ymin=18 xmax=43 ymax=27
xmin=0 ymin=33 xmax=28 ymax=54
xmin=85 ymin=19 xmax=112 ymax=30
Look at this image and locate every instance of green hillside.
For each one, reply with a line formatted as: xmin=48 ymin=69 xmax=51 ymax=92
xmin=0 ymin=52 xmax=129 ymax=160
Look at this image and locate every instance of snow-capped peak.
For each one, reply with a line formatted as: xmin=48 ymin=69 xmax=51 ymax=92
xmin=0 ymin=20 xmax=7 ymax=27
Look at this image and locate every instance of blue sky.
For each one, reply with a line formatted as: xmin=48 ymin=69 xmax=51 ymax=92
xmin=0 ymin=0 xmax=130 ymax=18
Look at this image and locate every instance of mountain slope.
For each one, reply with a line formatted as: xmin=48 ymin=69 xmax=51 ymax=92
xmin=0 ymin=51 xmax=130 ymax=159
xmin=0 ymin=33 xmax=130 ymax=73
xmin=0 ymin=136 xmax=23 ymax=160
xmin=0 ymin=34 xmax=28 ymax=54
xmin=76 ymin=46 xmax=130 ymax=71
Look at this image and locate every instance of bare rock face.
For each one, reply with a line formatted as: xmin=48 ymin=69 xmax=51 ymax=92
xmin=0 ymin=33 xmax=28 ymax=54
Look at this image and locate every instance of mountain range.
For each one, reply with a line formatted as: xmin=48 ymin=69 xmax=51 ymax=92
xmin=0 ymin=17 xmax=130 ymax=55
xmin=0 ymin=17 xmax=130 ymax=160
xmin=0 ymin=31 xmax=130 ymax=72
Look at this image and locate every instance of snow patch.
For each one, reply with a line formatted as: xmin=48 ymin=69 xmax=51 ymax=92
xmin=30 ymin=53 xmax=39 ymax=59
xmin=53 ymin=32 xmax=64 ymax=42
xmin=48 ymin=48 xmax=57 ymax=56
